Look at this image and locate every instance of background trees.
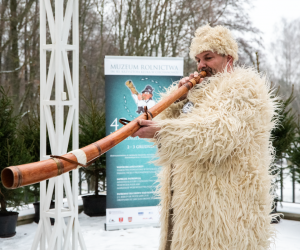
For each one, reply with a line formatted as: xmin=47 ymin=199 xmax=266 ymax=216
xmin=0 ymin=0 xmax=297 ymax=114
xmin=270 ymin=18 xmax=300 ymax=115
xmin=0 ymin=0 xmax=261 ymax=114
xmin=289 ymin=119 xmax=300 ymax=185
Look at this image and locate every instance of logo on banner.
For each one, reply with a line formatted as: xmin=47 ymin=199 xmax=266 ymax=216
xmin=128 ymin=217 xmax=132 ymax=222
xmin=138 ymin=212 xmax=144 ymax=216
xmin=119 ymin=217 xmax=123 ymax=223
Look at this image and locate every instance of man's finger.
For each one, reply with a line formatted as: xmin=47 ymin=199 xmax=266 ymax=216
xmin=197 ymin=78 xmax=204 ymax=85
xmin=138 ymin=119 xmax=157 ymax=127
xmin=179 ymin=76 xmax=191 ymax=88
xmin=180 ymin=77 xmax=188 ymax=83
xmin=131 ymin=127 xmax=149 ymax=138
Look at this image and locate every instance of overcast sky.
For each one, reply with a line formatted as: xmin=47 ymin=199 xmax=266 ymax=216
xmin=250 ymin=0 xmax=300 ymax=49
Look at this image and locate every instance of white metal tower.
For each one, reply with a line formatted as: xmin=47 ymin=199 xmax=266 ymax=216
xmin=31 ymin=0 xmax=86 ymax=249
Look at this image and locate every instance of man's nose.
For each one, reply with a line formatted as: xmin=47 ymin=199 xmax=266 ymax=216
xmin=197 ymin=61 xmax=206 ymax=71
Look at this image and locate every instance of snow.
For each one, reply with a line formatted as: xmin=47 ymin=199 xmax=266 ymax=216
xmin=12 ymin=195 xmax=85 ymax=217
xmin=273 ymin=220 xmax=300 ymax=250
xmin=0 ymin=213 xmax=299 ymax=250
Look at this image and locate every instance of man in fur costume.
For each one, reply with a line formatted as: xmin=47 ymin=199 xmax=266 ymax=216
xmin=132 ymin=24 xmax=277 ymax=250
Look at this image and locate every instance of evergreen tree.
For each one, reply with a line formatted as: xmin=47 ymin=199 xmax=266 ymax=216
xmin=270 ymin=86 xmax=297 ymax=200
xmin=288 ymin=117 xmax=300 ymax=185
xmin=0 ymin=86 xmax=34 ymax=212
xmin=18 ymin=110 xmax=41 ymax=203
xmin=79 ymin=68 xmax=106 ymax=195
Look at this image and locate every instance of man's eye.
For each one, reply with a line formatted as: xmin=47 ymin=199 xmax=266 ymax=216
xmin=205 ymin=57 xmax=212 ymax=60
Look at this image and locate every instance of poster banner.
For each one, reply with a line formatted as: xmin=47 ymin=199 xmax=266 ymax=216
xmin=105 ymin=56 xmax=183 ymax=230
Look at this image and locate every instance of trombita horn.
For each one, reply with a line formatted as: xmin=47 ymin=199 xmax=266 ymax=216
xmin=1 ymin=71 xmax=206 ymax=189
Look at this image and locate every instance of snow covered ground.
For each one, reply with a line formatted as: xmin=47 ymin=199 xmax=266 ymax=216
xmin=0 ymin=213 xmax=300 ymax=250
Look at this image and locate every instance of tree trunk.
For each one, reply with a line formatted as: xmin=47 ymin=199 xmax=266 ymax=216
xmin=9 ymin=0 xmax=20 ymax=102
xmin=24 ymin=0 xmax=28 ymax=82
xmin=0 ymin=198 xmax=7 ymax=213
xmin=29 ymin=0 xmax=39 ymax=84
xmin=95 ymin=169 xmax=99 ymax=196
xmin=0 ymin=0 xmax=9 ymax=85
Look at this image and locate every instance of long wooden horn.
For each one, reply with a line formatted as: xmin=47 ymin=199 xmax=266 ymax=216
xmin=1 ymin=71 xmax=206 ymax=189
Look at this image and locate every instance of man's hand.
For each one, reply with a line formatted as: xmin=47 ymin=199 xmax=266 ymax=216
xmin=131 ymin=120 xmax=160 ymax=139
xmin=177 ymin=71 xmax=204 ymax=101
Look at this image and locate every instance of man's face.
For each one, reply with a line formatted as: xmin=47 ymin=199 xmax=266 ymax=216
xmin=142 ymin=92 xmax=152 ymax=100
xmin=195 ymin=51 xmax=233 ymax=77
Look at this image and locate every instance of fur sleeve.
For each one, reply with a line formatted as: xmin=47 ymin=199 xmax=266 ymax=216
xmin=153 ymin=68 xmax=276 ymax=166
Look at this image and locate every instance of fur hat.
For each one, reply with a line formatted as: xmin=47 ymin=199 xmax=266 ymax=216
xmin=189 ymin=24 xmax=239 ymax=62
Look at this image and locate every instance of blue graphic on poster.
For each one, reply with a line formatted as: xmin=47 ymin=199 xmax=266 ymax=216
xmin=105 ymin=74 xmax=181 ymax=209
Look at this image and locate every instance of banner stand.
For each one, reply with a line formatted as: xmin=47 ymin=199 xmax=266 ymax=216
xmin=104 ymin=56 xmax=183 ymax=231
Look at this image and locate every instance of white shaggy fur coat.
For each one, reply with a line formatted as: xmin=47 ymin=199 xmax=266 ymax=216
xmin=152 ymin=67 xmax=277 ymax=250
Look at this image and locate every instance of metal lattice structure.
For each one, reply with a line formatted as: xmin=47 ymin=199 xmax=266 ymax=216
xmin=31 ymin=0 xmax=86 ymax=249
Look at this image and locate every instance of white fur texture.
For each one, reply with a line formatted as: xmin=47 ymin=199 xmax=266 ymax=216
xmin=152 ymin=67 xmax=278 ymax=250
xmin=189 ymin=24 xmax=239 ymax=62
